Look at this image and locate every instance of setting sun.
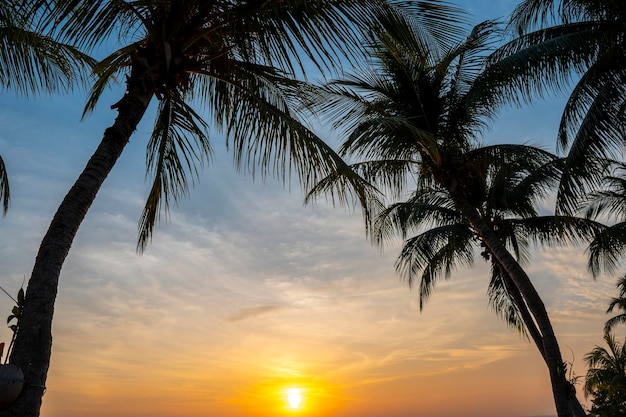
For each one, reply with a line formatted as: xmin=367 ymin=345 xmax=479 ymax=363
xmin=287 ymin=388 xmax=303 ymax=410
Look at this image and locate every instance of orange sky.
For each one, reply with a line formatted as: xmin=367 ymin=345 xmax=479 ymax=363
xmin=33 ymin=232 xmax=608 ymax=417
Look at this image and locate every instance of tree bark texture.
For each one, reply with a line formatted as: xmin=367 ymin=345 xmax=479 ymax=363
xmin=0 ymin=68 xmax=156 ymax=417
xmin=450 ymin=190 xmax=586 ymax=417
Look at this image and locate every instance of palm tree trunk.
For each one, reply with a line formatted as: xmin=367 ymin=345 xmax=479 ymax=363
xmin=498 ymin=268 xmax=587 ymax=415
xmin=0 ymin=67 xmax=156 ymax=417
xmin=499 ymin=269 xmax=546 ymax=361
xmin=451 ymin=190 xmax=585 ymax=417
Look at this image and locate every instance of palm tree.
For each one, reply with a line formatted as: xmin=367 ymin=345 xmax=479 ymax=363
xmin=584 ymin=333 xmax=626 ymax=417
xmin=1 ymin=1 xmax=466 ymax=416
xmin=0 ymin=0 xmax=93 ymax=215
xmin=482 ymin=0 xmax=626 ymax=215
xmin=304 ymin=19 xmax=590 ymax=417
xmin=374 ymin=147 xmax=599 ymax=350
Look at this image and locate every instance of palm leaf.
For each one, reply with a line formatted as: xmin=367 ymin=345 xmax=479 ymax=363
xmin=584 ymin=163 xmax=626 ymax=220
xmin=587 ymin=222 xmax=626 ymax=277
xmin=138 ymin=94 xmax=211 ymax=251
xmin=395 ymin=224 xmax=474 ymax=308
xmin=0 ymin=17 xmax=94 ymax=96
xmin=82 ymin=43 xmax=138 ymax=117
xmin=487 ymin=262 xmax=528 ymax=337
xmin=0 ymin=154 xmax=8 ymax=215
xmin=373 ymin=190 xmax=462 ymax=244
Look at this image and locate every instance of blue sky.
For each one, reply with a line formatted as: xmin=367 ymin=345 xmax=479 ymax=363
xmin=0 ymin=2 xmax=621 ymax=417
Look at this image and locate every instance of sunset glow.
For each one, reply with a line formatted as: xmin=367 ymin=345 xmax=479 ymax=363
xmin=287 ymin=388 xmax=302 ymax=409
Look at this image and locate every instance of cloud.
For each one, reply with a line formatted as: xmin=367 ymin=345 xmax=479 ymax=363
xmin=228 ymin=305 xmax=284 ymax=322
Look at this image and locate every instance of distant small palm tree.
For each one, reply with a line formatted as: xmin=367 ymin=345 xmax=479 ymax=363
xmin=605 ymin=276 xmax=626 ymax=334
xmin=584 ymin=333 xmax=626 ymax=417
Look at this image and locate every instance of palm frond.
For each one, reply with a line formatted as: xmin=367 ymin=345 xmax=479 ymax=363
xmin=584 ymin=332 xmax=626 ymax=398
xmin=487 ymin=262 xmax=528 ymax=337
xmin=305 ymin=162 xmax=386 ymax=235
xmin=444 ymin=20 xmax=503 ymax=99
xmin=508 ymin=216 xmax=605 ymax=249
xmin=138 ymin=94 xmax=211 ymax=252
xmin=511 ymin=0 xmax=624 ymax=33
xmin=473 ymin=22 xmax=598 ymax=112
xmin=222 ymin=72 xmax=346 ymax=191
xmin=459 ymin=145 xmax=560 ymax=221
xmin=373 ymin=190 xmax=463 ymax=245
xmin=605 ymin=296 xmax=626 ymax=333
xmin=587 ymin=222 xmax=626 ymax=277
xmin=555 ymin=68 xmax=626 ymax=214
xmin=82 ymin=43 xmax=138 ymax=117
xmin=377 ymin=0 xmax=468 ymax=50
xmin=48 ymin=0 xmax=144 ymax=51
xmin=394 ymin=224 xmax=474 ymax=309
xmin=345 ymin=159 xmax=417 ymax=201
xmin=0 ymin=154 xmax=9 ymax=215
xmin=557 ymin=45 xmax=626 ymax=151
xmin=604 ymin=276 xmax=626 ymax=333
xmin=303 ymin=73 xmax=443 ymax=165
xmin=502 ymin=0 xmax=626 ymax=220
xmin=615 ymin=275 xmax=626 ymax=296
xmin=0 ymin=20 xmax=94 ymax=96
xmin=345 ymin=116 xmax=441 ymax=163
xmin=585 ymin=163 xmax=626 ymax=220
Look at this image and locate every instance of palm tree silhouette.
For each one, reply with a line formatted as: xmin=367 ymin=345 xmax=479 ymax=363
xmin=584 ymin=332 xmax=626 ymax=417
xmin=305 ymin=19 xmax=591 ymax=417
xmin=605 ymin=277 xmax=626 ymax=334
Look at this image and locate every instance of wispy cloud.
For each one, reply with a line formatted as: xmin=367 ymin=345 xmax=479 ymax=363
xmin=228 ymin=305 xmax=284 ymax=322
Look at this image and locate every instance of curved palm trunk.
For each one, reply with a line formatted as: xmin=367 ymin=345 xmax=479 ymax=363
xmin=498 ymin=268 xmax=586 ymax=414
xmin=499 ymin=269 xmax=546 ymax=361
xmin=451 ymin=191 xmax=585 ymax=417
xmin=0 ymin=68 xmax=156 ymax=417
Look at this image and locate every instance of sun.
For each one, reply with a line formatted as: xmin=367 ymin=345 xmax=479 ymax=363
xmin=286 ymin=388 xmax=303 ymax=410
